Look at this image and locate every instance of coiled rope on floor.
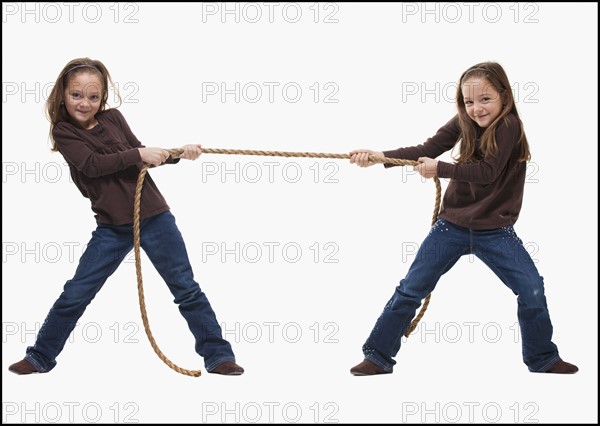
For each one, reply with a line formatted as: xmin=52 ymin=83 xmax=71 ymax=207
xmin=134 ymin=147 xmax=441 ymax=376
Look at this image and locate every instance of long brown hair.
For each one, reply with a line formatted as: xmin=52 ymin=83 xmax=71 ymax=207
xmin=455 ymin=62 xmax=530 ymax=163
xmin=46 ymin=58 xmax=121 ymax=151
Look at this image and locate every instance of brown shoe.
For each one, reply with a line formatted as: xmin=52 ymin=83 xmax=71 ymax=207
xmin=209 ymin=361 xmax=244 ymax=376
xmin=350 ymin=359 xmax=391 ymax=376
xmin=8 ymin=359 xmax=39 ymax=375
xmin=546 ymin=360 xmax=579 ymax=374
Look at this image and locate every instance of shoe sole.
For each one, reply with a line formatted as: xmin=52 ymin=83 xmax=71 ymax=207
xmin=8 ymin=368 xmax=40 ymax=375
xmin=350 ymin=370 xmax=391 ymax=376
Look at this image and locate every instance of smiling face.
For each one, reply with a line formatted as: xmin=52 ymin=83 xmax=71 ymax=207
xmin=461 ymin=77 xmax=504 ymax=128
xmin=63 ymin=72 xmax=103 ymax=129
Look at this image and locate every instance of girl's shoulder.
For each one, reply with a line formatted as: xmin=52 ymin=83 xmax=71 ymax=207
xmin=501 ymin=113 xmax=520 ymax=129
xmin=495 ymin=113 xmax=522 ymax=144
xmin=98 ymin=108 xmax=126 ymax=124
xmin=53 ymin=119 xmax=79 ymax=138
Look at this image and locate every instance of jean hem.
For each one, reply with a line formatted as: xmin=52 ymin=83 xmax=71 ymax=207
xmin=364 ymin=355 xmax=393 ymax=373
xmin=206 ymin=357 xmax=236 ymax=372
xmin=531 ymin=355 xmax=562 ymax=373
xmin=25 ymin=354 xmax=48 ymax=373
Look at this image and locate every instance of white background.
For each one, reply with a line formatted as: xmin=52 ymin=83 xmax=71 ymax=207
xmin=2 ymin=2 xmax=597 ymax=423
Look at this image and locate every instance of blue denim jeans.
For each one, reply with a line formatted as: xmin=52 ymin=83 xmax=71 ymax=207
xmin=25 ymin=211 xmax=235 ymax=372
xmin=363 ymin=218 xmax=561 ymax=372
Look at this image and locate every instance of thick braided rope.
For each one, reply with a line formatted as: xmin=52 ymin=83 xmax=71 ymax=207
xmin=134 ymin=148 xmax=439 ymax=376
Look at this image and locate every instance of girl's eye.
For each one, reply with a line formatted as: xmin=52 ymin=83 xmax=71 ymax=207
xmin=90 ymin=95 xmax=100 ymax=101
xmin=464 ymin=101 xmax=473 ymax=105
xmin=71 ymin=93 xmax=81 ymax=99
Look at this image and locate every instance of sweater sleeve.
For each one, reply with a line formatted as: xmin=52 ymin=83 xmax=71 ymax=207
xmin=382 ymin=115 xmax=460 ymax=167
xmin=54 ymin=122 xmax=142 ymax=178
xmin=436 ymin=115 xmax=521 ymax=184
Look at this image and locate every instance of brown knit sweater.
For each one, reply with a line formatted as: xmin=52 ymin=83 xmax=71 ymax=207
xmin=54 ymin=108 xmax=176 ymax=225
xmin=383 ymin=114 xmax=526 ymax=229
